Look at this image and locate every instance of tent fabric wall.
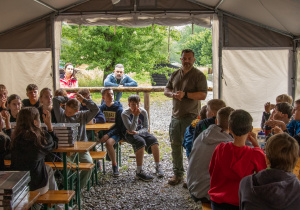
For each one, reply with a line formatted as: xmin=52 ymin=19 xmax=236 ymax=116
xmin=60 ymin=13 xmax=212 ymax=28
xmin=296 ymin=48 xmax=300 ymax=99
xmin=223 ymin=16 xmax=293 ymax=48
xmin=221 ymin=48 xmax=292 ymax=128
xmin=54 ymin=18 xmax=62 ymax=90
xmin=0 ymin=50 xmax=53 ymax=100
xmin=212 ymin=14 xmax=219 ymax=99
xmin=0 ymin=18 xmax=52 ymax=49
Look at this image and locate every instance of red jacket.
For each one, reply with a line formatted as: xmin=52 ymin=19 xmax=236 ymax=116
xmin=208 ymin=142 xmax=267 ymax=206
xmin=59 ymin=77 xmax=78 ymax=98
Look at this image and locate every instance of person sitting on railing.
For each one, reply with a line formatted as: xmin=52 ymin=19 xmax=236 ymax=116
xmin=60 ymin=63 xmax=78 ymax=99
xmin=104 ymin=64 xmax=137 ymax=101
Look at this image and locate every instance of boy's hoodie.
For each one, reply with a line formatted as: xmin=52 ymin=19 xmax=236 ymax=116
xmin=208 ymin=142 xmax=267 ymax=206
xmin=100 ymin=101 xmax=124 ymax=137
xmin=53 ymin=96 xmax=99 ymax=141
xmin=80 ymin=104 xmax=106 ymax=124
xmin=187 ymin=124 xmax=233 ymax=200
xmin=239 ymin=169 xmax=300 ymax=210
xmin=287 ymin=120 xmax=300 ymax=136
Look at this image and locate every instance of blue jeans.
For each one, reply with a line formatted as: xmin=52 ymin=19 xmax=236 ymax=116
xmin=114 ymin=92 xmax=122 ymax=101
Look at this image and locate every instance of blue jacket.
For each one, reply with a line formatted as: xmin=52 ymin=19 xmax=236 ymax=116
xmin=104 ymin=73 xmax=137 ymax=87
xmin=100 ymin=101 xmax=125 ymax=137
xmin=287 ymin=120 xmax=300 ymax=136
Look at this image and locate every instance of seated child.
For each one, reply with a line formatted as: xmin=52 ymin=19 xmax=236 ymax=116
xmin=187 ymin=107 xmax=234 ymax=203
xmin=53 ymin=93 xmax=99 ymax=189
xmin=38 ymin=88 xmax=57 ymax=123
xmin=7 ymin=94 xmax=22 ymax=122
xmin=10 ymin=108 xmax=59 ymax=194
xmin=208 ymin=110 xmax=267 ymax=209
xmin=239 ymin=133 xmax=300 ymax=209
xmin=183 ymin=105 xmax=207 ymax=159
xmin=22 ymin=84 xmax=40 ymax=108
xmin=99 ymin=88 xmax=123 ymax=177
xmin=263 ymin=102 xmax=293 ymax=139
xmin=261 ymin=94 xmax=293 ymax=130
xmin=54 ymin=88 xmax=68 ymax=110
xmin=0 ymin=84 xmax=8 ymax=112
xmin=0 ymin=111 xmax=11 ymax=170
xmin=193 ymin=99 xmax=226 ymax=142
xmin=78 ymin=88 xmax=105 ymax=125
xmin=121 ymin=95 xmax=164 ymax=181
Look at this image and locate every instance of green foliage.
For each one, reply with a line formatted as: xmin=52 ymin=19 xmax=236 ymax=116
xmin=169 ymin=25 xmax=212 ymax=66
xmin=61 ymin=24 xmax=180 ymax=76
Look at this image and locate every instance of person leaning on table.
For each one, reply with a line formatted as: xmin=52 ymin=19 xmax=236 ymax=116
xmin=104 ymin=64 xmax=137 ymax=101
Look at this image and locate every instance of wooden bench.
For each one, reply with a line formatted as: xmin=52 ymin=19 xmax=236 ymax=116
xmin=89 ymin=151 xmax=106 ymax=185
xmin=202 ymin=202 xmax=212 ymax=210
xmin=4 ymin=159 xmax=11 ymax=167
xmin=45 ymin=162 xmax=95 ymax=171
xmin=36 ymin=190 xmax=75 ymax=208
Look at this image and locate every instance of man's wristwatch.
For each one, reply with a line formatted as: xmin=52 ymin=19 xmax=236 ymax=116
xmin=184 ymin=92 xmax=188 ymax=99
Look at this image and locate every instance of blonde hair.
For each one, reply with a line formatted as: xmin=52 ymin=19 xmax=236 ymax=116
xmin=40 ymin=88 xmax=52 ymax=98
xmin=276 ymin=94 xmax=293 ymax=105
xmin=266 ymin=133 xmax=299 ymax=172
xmin=207 ymin=99 xmax=226 ymax=114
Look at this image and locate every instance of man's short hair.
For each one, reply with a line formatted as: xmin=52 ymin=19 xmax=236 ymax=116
xmin=276 ymin=102 xmax=293 ymax=119
xmin=217 ymin=107 xmax=235 ymax=130
xmin=128 ymin=95 xmax=140 ymax=103
xmin=207 ymin=99 xmax=226 ymax=114
xmin=77 ymin=88 xmax=90 ymax=97
xmin=181 ymin=49 xmax=195 ymax=56
xmin=101 ymin=87 xmax=113 ymax=96
xmin=26 ymin=84 xmax=38 ymax=92
xmin=115 ymin=64 xmax=124 ymax=69
xmin=54 ymin=88 xmax=67 ymax=97
xmin=229 ymin=109 xmax=253 ymax=136
xmin=199 ymin=105 xmax=207 ymax=120
xmin=266 ymin=133 xmax=299 ymax=172
xmin=276 ymin=94 xmax=293 ymax=105
xmin=66 ymin=99 xmax=80 ymax=111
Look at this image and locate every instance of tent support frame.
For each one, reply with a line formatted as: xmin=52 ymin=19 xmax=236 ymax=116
xmin=218 ymin=11 xmax=223 ymax=99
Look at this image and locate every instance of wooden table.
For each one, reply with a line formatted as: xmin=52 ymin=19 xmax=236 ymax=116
xmin=15 ymin=191 xmax=40 ymax=210
xmin=53 ymin=141 xmax=96 ymax=210
xmin=85 ymin=123 xmax=115 ymax=177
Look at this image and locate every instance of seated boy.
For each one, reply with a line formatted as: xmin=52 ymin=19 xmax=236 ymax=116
xmin=261 ymin=94 xmax=293 ymax=130
xmin=99 ymin=88 xmax=124 ymax=177
xmin=239 ymin=133 xmax=300 ymax=209
xmin=183 ymin=105 xmax=207 ymax=159
xmin=53 ymin=93 xmax=99 ymax=189
xmin=208 ymin=110 xmax=267 ymax=209
xmin=187 ymin=107 xmax=234 ymax=203
xmin=121 ymin=95 xmax=164 ymax=181
xmin=193 ymin=99 xmax=226 ymax=142
xmin=0 ymin=84 xmax=8 ymax=112
xmin=22 ymin=84 xmax=40 ymax=108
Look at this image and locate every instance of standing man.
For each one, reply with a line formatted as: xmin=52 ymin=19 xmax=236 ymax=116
xmin=104 ymin=64 xmax=138 ymax=101
xmin=164 ymin=49 xmax=207 ymax=185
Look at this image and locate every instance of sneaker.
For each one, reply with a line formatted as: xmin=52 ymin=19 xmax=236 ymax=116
xmin=156 ymin=165 xmax=164 ymax=177
xmin=112 ymin=165 xmax=120 ymax=177
xmin=136 ymin=170 xmax=154 ymax=181
xmin=168 ymin=175 xmax=183 ymax=185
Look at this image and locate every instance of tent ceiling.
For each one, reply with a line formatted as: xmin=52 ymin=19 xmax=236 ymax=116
xmin=1 ymin=0 xmax=300 ymax=37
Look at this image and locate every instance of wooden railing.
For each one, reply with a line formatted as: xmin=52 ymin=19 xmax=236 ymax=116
xmin=62 ymin=86 xmax=213 ymax=129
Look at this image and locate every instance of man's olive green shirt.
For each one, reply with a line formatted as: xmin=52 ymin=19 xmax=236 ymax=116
xmin=166 ymin=67 xmax=207 ymax=118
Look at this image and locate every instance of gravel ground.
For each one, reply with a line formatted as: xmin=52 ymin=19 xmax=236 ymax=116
xmin=79 ymin=100 xmax=204 ymax=210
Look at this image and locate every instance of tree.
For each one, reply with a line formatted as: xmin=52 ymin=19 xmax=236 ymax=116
xmin=60 ymin=24 xmax=180 ymax=80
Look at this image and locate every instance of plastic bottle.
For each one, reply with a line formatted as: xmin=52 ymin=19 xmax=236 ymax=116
xmin=257 ymin=131 xmax=266 ymax=150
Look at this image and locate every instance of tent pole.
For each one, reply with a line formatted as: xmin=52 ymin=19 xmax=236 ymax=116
xmin=292 ymin=40 xmax=297 ymax=101
xmin=51 ymin=15 xmax=57 ymax=91
xmin=218 ymin=12 xmax=223 ymax=99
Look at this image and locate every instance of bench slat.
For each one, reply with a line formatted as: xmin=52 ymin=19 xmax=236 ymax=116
xmin=45 ymin=162 xmax=95 ymax=171
xmin=89 ymin=151 xmax=106 ymax=160
xmin=36 ymin=190 xmax=75 ymax=204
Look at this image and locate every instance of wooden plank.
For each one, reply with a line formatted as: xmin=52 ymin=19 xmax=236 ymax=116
xmin=15 ymin=191 xmax=40 ymax=210
xmin=46 ymin=162 xmax=95 ymax=171
xmin=202 ymin=202 xmax=212 ymax=210
xmin=53 ymin=141 xmax=96 ymax=153
xmin=36 ymin=190 xmax=75 ymax=204
xmin=86 ymin=123 xmax=115 ymax=133
xmin=89 ymin=151 xmax=106 ymax=160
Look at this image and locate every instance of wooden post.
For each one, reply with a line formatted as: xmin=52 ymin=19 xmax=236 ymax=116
xmin=144 ymin=92 xmax=150 ymax=131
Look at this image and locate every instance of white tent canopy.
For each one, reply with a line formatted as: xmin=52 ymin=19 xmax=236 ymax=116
xmin=0 ymin=0 xmax=300 ymax=127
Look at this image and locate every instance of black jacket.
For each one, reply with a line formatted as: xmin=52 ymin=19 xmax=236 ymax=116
xmin=11 ymin=131 xmax=58 ymax=191
xmin=193 ymin=117 xmax=216 ymax=142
